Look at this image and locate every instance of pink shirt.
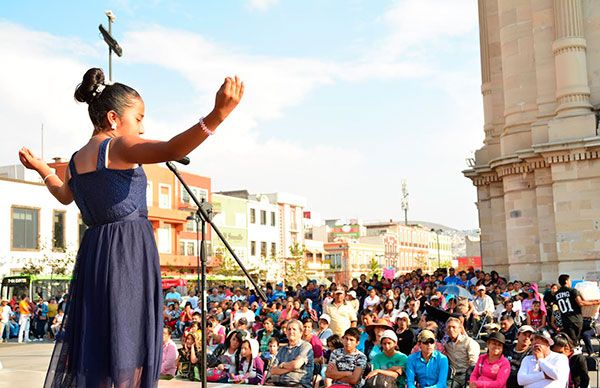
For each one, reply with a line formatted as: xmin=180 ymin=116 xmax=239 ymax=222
xmin=161 ymin=339 xmax=178 ymax=376
xmin=469 ymin=354 xmax=510 ymax=388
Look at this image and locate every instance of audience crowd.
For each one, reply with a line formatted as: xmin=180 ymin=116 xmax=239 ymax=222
xmin=3 ymin=268 xmax=600 ymax=387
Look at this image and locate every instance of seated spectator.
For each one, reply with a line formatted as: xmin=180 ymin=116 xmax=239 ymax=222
xmin=499 ymin=315 xmax=518 ymax=346
xmin=257 ymin=316 xmax=279 ymax=355
xmin=235 ymin=301 xmax=256 ymax=326
xmin=366 ymin=330 xmax=408 ymax=387
xmin=235 ymin=317 xmax=252 ymax=338
xmin=209 ymin=329 xmax=245 ymax=380
xmin=444 ymin=317 xmax=479 ymax=385
xmin=50 ymin=309 xmax=64 ymax=338
xmin=230 ymin=338 xmax=265 ymax=385
xmin=526 ymin=301 xmax=546 ymax=331
xmin=325 ymin=327 xmax=368 ymax=388
xmin=358 ymin=311 xmax=378 ymax=352
xmin=504 ymin=325 xmax=534 ymax=388
xmin=316 ymin=314 xmax=334 ymax=346
xmin=302 ymin=318 xmax=324 ymax=367
xmin=207 ymin=315 xmax=226 ymax=353
xmin=411 ymin=321 xmax=445 ymax=354
xmin=551 ymin=333 xmax=589 ymax=388
xmin=364 ymin=318 xmax=395 ymax=361
xmin=395 ymin=311 xmax=415 ymax=356
xmin=262 ymin=336 xmax=280 ymax=366
xmin=406 ymin=330 xmax=449 ymax=388
xmin=268 ymin=319 xmax=314 ymax=388
xmin=469 ymin=332 xmax=510 ymax=387
xmin=176 ymin=303 xmax=193 ymax=338
xmin=160 ymin=327 xmax=177 ymax=380
xmin=177 ymin=332 xmax=199 ymax=381
xmin=517 ymin=331 xmax=569 ymax=388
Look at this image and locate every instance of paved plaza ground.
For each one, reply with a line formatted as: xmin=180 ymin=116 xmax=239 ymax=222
xmin=0 ymin=339 xmax=598 ymax=387
xmin=0 ymin=340 xmax=255 ymax=387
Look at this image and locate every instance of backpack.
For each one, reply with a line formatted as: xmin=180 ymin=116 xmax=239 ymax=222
xmin=363 ymin=374 xmax=397 ymax=388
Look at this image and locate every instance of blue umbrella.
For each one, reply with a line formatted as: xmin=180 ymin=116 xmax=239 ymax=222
xmin=438 ymin=285 xmax=473 ymax=300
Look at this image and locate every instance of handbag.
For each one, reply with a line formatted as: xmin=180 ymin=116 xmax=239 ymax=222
xmin=206 ymin=367 xmax=227 ymax=382
xmin=363 ymin=373 xmax=397 ymax=388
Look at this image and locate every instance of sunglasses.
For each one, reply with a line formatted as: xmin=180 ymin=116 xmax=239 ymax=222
xmin=420 ymin=339 xmax=435 ymax=345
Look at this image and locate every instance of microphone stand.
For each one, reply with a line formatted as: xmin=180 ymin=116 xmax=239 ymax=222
xmin=165 ymin=161 xmax=267 ymax=388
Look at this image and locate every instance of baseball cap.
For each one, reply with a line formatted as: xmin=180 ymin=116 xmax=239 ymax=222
xmin=347 ymin=290 xmax=357 ymax=299
xmin=486 ymin=331 xmax=506 ymax=345
xmin=417 ymin=330 xmax=436 ymax=343
xmin=319 ymin=314 xmax=331 ymax=324
xmin=477 ymin=285 xmax=486 ymax=291
xmin=518 ymin=325 xmax=535 ymax=334
xmin=380 ymin=330 xmax=398 ymax=343
xmin=276 ymin=282 xmax=283 ymax=287
xmin=396 ymin=312 xmax=410 ymax=321
xmin=334 ymin=288 xmax=345 ymax=294
xmin=532 ymin=330 xmax=554 ymax=346
xmin=430 ymin=295 xmax=440 ymax=300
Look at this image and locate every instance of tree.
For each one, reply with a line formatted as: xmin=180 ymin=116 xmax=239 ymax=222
xmin=368 ymin=257 xmax=380 ymax=279
xmin=285 ymin=242 xmax=307 ymax=285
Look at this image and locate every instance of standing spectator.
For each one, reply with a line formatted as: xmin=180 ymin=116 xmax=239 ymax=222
xmin=268 ymin=319 xmax=314 ymax=388
xmin=34 ymin=297 xmax=48 ymax=341
xmin=325 ymin=327 xmax=368 ymax=388
xmin=346 ymin=291 xmax=360 ymax=313
xmin=406 ymin=329 xmax=449 ymax=388
xmin=17 ymin=294 xmax=31 ymax=343
xmin=0 ymin=299 xmax=11 ymax=342
xmin=323 ymin=289 xmax=358 ymax=336
xmin=469 ymin=332 xmax=510 ymax=387
xmin=46 ymin=298 xmax=58 ymax=337
xmin=517 ymin=331 xmax=569 ymax=388
xmin=444 ymin=317 xmax=480 ymax=384
xmin=160 ymin=327 xmax=177 ymax=379
xmin=366 ymin=330 xmax=408 ymax=387
xmin=555 ymin=274 xmax=600 ymax=349
xmin=165 ymin=286 xmax=182 ymax=307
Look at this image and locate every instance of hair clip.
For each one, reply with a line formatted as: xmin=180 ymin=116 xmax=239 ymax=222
xmin=92 ymin=83 xmax=106 ymax=98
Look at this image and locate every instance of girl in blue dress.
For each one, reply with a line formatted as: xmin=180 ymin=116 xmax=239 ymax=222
xmin=18 ymin=67 xmax=243 ymax=387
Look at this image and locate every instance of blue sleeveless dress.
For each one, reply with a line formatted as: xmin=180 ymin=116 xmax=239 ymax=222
xmin=45 ymin=138 xmax=162 ymax=388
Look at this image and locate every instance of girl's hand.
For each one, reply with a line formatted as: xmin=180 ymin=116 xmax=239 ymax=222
xmin=18 ymin=147 xmax=44 ymax=171
xmin=212 ymin=76 xmax=244 ymax=121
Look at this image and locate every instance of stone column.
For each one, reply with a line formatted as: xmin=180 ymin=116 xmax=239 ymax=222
xmin=498 ymin=0 xmax=538 ymax=156
xmin=552 ymin=0 xmax=592 ymax=117
xmin=477 ymin=181 xmax=509 ymax=276
xmin=480 ymin=0 xmax=494 ymax=146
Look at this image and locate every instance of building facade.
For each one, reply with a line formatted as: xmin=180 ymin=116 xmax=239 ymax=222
xmin=0 ymin=175 xmax=81 ymax=277
xmin=211 ymin=193 xmax=249 ymax=266
xmin=265 ymin=192 xmax=306 ymax=258
xmin=464 ymin=0 xmax=600 ymax=281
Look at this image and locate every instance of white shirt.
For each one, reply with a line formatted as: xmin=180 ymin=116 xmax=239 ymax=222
xmin=1 ymin=306 xmax=11 ymax=323
xmin=363 ymin=295 xmax=380 ymax=310
xmin=517 ymin=351 xmax=569 ymax=388
xmin=473 ymin=295 xmax=495 ymax=315
xmin=234 ymin=309 xmax=255 ymax=324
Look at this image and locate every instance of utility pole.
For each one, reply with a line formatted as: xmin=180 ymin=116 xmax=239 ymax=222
xmin=401 ymin=179 xmax=409 ymax=225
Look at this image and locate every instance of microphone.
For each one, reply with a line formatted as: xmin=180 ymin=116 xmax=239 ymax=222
xmin=176 ymin=156 xmax=190 ymax=165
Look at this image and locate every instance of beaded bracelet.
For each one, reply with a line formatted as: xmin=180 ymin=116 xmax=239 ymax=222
xmin=199 ymin=117 xmax=215 ymax=136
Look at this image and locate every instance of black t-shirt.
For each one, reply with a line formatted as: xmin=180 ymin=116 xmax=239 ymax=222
xmin=395 ymin=329 xmax=414 ymax=356
xmin=555 ymin=286 xmax=582 ymax=323
xmin=504 ymin=346 xmax=532 ymax=388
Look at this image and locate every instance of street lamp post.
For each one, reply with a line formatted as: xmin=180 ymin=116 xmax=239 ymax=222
xmin=431 ymin=228 xmax=442 ymax=270
xmin=98 ymin=10 xmax=123 ymax=82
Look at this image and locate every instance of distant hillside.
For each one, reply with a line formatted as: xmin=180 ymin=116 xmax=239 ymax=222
xmin=410 ymin=220 xmax=479 ymax=258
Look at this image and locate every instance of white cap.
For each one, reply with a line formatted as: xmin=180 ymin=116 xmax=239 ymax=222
xmin=477 ymin=285 xmax=486 ymax=291
xmin=396 ymin=312 xmax=410 ymax=321
xmin=380 ymin=329 xmax=398 ymax=343
xmin=347 ymin=291 xmax=357 ymax=299
xmin=319 ymin=314 xmax=331 ymax=324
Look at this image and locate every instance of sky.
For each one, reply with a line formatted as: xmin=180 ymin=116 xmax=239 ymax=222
xmin=0 ymin=0 xmax=484 ymax=230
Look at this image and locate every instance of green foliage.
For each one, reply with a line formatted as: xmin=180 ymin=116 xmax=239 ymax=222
xmin=368 ymin=257 xmax=380 ymax=279
xmin=289 ymin=242 xmax=305 ymax=258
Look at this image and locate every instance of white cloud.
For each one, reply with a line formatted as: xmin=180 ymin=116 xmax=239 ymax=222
xmin=0 ymin=0 xmax=481 ymax=230
xmin=246 ymin=0 xmax=279 ymax=12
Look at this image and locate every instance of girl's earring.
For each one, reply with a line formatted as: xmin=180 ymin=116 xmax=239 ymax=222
xmin=111 ymin=122 xmax=117 ymax=130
